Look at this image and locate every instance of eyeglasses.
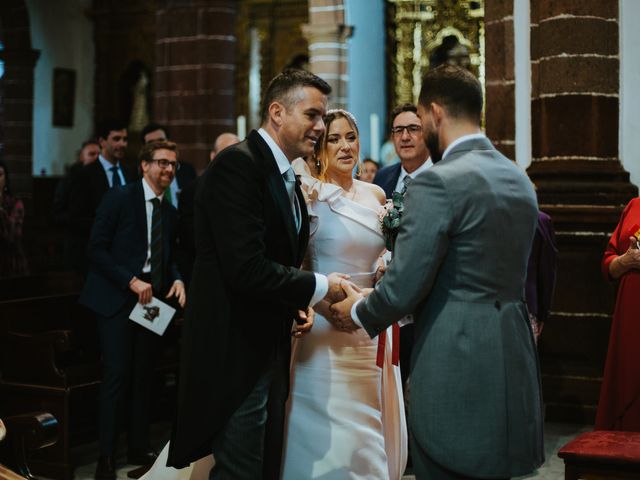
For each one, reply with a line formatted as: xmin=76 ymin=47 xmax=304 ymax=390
xmin=151 ymin=159 xmax=180 ymax=170
xmin=391 ymin=124 xmax=422 ymax=136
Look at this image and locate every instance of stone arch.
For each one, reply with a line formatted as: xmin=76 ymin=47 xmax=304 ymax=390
xmin=0 ymin=0 xmax=39 ymax=198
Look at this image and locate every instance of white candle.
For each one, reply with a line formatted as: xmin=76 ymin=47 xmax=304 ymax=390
xmin=237 ymin=115 xmax=247 ymax=140
xmin=370 ymin=113 xmax=380 ymax=161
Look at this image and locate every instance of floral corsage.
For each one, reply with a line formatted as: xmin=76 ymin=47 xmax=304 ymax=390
xmin=379 ymin=190 xmax=405 ymax=251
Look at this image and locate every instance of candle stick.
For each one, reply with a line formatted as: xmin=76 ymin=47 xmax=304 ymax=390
xmin=237 ymin=115 xmax=247 ymax=140
xmin=370 ymin=113 xmax=380 ymax=161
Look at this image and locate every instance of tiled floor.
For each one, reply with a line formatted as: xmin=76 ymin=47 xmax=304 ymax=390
xmin=67 ymin=422 xmax=589 ymax=479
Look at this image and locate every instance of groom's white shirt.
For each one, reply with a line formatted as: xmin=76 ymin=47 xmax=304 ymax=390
xmin=351 ymin=132 xmax=486 ymax=327
xmin=258 ymin=128 xmax=328 ymax=307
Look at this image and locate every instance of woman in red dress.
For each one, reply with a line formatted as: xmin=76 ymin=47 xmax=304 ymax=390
xmin=596 ymin=198 xmax=640 ymax=430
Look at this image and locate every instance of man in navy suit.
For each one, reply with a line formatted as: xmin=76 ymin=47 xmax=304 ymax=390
xmin=374 ymin=103 xmax=432 ymax=198
xmin=79 ymin=140 xmax=186 ymax=479
xmin=69 ymin=119 xmax=138 ymax=274
xmin=373 ymin=103 xmax=432 ymax=391
xmin=141 ymin=123 xmax=197 ymax=208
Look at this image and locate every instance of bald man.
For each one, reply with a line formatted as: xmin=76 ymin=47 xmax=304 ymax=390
xmin=210 ymin=133 xmax=241 ymax=162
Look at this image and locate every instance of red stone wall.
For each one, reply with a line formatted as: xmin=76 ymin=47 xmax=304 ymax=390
xmin=155 ymin=0 xmax=237 ymax=172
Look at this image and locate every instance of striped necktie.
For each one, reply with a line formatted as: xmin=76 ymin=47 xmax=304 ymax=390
xmin=400 ymin=175 xmax=412 ymax=195
xmin=150 ymin=198 xmax=163 ymax=294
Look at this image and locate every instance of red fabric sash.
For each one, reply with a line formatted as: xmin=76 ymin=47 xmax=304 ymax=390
xmin=376 ymin=323 xmax=400 ymax=368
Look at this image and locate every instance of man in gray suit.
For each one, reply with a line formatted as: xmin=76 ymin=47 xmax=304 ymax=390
xmin=331 ymin=65 xmax=544 ymax=479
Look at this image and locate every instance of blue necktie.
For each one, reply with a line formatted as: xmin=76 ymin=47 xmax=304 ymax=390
xmin=110 ymin=166 xmax=122 ymax=187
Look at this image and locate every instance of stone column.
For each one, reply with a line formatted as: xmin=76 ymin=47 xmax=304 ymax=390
xmin=155 ymin=0 xmax=237 ymax=173
xmin=303 ymin=0 xmax=352 ymax=109
xmin=0 ymin=0 xmax=39 ymax=200
xmin=528 ymin=0 xmax=637 ymax=423
xmin=484 ymin=0 xmax=515 ymax=160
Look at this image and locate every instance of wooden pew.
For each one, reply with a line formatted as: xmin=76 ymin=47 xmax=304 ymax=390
xmin=0 ymin=274 xmax=100 ymax=480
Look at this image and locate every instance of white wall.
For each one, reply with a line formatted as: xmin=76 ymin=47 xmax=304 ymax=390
xmin=345 ymin=0 xmax=386 ymax=161
xmin=620 ymin=0 xmax=640 ymax=187
xmin=28 ymin=0 xmax=94 ymax=175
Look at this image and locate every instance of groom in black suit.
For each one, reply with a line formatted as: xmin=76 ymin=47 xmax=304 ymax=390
xmin=168 ymin=70 xmax=348 ymax=479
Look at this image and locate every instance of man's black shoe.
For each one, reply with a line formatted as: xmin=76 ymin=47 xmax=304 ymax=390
xmin=127 ymin=449 xmax=158 ymax=466
xmin=95 ymin=455 xmax=116 ymax=480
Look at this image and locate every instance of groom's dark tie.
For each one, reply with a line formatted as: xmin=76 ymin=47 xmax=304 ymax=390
xmin=150 ymin=197 xmax=163 ymax=294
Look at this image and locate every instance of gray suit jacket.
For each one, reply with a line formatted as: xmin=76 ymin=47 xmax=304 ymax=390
xmin=357 ymin=136 xmax=544 ymax=478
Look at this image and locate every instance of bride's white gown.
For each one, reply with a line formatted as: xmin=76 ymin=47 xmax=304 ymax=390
xmin=281 ymin=178 xmax=407 ymax=479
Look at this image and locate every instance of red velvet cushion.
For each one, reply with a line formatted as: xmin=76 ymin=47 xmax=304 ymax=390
xmin=558 ymin=431 xmax=640 ymax=464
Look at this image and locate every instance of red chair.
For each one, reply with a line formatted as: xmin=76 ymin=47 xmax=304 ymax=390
xmin=558 ymin=430 xmax=640 ymax=479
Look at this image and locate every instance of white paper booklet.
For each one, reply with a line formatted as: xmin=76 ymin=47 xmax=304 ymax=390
xmin=129 ymin=297 xmax=176 ymax=336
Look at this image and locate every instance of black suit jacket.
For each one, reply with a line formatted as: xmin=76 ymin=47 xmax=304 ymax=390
xmin=78 ymin=180 xmax=181 ymax=318
xmin=175 ymin=161 xmax=196 ymax=191
xmin=168 ymin=130 xmax=316 ymax=468
xmin=373 ymin=162 xmax=402 ymax=198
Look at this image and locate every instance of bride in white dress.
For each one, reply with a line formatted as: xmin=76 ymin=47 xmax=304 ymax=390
xmin=281 ymin=109 xmax=407 ymax=479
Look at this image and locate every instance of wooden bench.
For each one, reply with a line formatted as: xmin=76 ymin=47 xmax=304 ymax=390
xmin=558 ymin=430 xmax=640 ymax=479
xmin=0 ymin=291 xmax=100 ymax=480
xmin=0 ymin=411 xmax=59 ymax=479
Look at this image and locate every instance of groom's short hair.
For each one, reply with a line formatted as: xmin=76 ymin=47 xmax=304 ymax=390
xmin=260 ymin=69 xmax=332 ymax=123
xmin=418 ymin=65 xmax=483 ymax=124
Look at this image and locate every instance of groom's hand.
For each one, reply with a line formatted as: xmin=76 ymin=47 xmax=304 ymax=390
xmin=325 ymin=272 xmax=352 ymax=303
xmin=330 ymin=282 xmax=363 ymax=332
xmin=292 ymin=307 xmax=314 ymax=338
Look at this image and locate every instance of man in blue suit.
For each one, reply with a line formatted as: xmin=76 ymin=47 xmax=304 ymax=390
xmin=79 ymin=140 xmax=186 ymax=479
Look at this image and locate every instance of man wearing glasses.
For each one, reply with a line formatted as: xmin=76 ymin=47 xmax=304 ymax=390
xmin=80 ymin=140 xmax=185 ymax=479
xmin=374 ymin=103 xmax=433 ymax=199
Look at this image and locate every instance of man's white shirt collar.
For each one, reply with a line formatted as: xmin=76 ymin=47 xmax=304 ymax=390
xmin=98 ymin=154 xmax=119 ymax=172
xmin=398 ymin=157 xmax=433 ymax=183
xmin=142 ymin=177 xmax=162 ymax=203
xmin=441 ymin=133 xmax=486 ymax=161
xmin=258 ymin=128 xmax=291 ymax=175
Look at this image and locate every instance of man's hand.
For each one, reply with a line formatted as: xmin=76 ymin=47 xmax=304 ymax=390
xmin=292 ymin=307 xmax=315 ymax=338
xmin=325 ymin=272 xmax=352 ymax=303
xmin=329 ymin=282 xmax=363 ymax=332
xmin=130 ymin=277 xmax=153 ymax=305
xmin=166 ymin=280 xmax=186 ymax=308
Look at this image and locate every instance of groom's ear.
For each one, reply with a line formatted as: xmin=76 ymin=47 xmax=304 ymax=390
xmin=269 ymin=101 xmax=285 ymax=127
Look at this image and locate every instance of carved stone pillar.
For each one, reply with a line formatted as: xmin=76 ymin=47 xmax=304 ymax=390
xmin=155 ymin=0 xmax=237 ymax=173
xmin=303 ymin=1 xmax=352 ymax=109
xmin=528 ymin=0 xmax=637 ymax=423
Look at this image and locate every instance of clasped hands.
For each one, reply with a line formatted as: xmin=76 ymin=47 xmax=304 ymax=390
xmin=325 ymin=272 xmax=373 ymax=333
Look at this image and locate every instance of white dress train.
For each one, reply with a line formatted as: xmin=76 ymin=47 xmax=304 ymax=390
xmin=281 ymin=177 xmax=407 ymax=479
xmin=139 ymin=443 xmax=213 ymax=480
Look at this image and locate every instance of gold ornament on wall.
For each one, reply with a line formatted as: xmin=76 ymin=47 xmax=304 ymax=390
xmin=387 ymin=0 xmax=485 ymax=109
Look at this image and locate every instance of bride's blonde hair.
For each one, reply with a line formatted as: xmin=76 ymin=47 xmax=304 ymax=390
xmin=315 ymin=109 xmax=362 ymax=182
